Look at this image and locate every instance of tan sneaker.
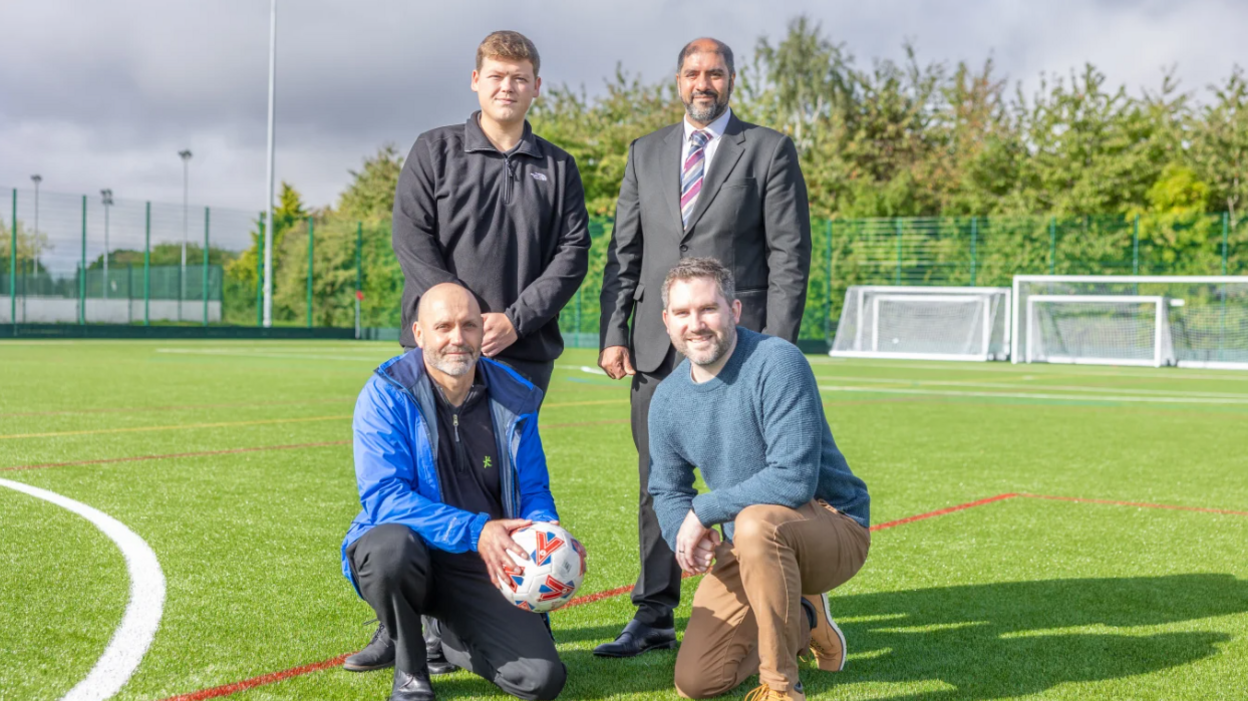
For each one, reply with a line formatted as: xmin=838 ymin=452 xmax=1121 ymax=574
xmin=744 ymin=682 xmax=806 ymax=701
xmin=804 ymin=592 xmax=847 ymax=671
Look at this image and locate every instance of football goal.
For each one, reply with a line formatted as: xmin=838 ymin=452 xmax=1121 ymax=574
xmin=830 ymin=286 xmax=1011 ymax=361
xmin=1012 ymin=276 xmax=1248 ymax=369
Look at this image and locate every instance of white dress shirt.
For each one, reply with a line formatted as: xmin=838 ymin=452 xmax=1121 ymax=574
xmin=681 ymin=107 xmax=733 ymax=177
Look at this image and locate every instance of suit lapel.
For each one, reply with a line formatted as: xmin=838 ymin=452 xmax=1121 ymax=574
xmin=683 ymin=113 xmax=746 ymax=236
xmin=660 ymin=125 xmax=684 ymax=231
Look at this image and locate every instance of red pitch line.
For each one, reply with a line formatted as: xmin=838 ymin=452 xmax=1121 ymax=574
xmin=869 ymin=493 xmax=1019 ymax=531
xmin=153 ymin=495 xmax=1013 ymax=701
xmin=1018 ymin=493 xmax=1248 ymax=517
xmin=1 ymin=441 xmax=351 ymax=472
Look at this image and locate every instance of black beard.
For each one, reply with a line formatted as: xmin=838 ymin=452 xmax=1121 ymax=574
xmin=684 ymin=89 xmax=730 ymax=123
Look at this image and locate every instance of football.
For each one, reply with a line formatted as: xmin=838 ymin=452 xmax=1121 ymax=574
xmin=497 ymin=522 xmax=587 ymax=613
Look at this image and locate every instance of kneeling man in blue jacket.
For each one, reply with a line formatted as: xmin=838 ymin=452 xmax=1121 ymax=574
xmin=341 ymin=283 xmax=567 ymax=701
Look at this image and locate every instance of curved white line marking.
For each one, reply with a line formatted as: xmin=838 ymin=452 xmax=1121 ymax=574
xmin=0 ymin=478 xmax=165 ymax=701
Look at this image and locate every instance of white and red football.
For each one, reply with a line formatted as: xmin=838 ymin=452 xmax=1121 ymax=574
xmin=497 ymin=522 xmax=587 ymax=613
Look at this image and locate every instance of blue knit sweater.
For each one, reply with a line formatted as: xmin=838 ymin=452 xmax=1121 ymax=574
xmin=648 ymin=328 xmax=870 ymax=550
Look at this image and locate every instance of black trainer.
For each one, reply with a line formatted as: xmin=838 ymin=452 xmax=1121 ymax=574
xmin=343 ymin=619 xmax=396 ymax=672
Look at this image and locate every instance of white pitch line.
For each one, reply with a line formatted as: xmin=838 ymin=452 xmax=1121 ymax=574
xmin=810 ymin=374 xmax=1248 ymax=400
xmin=155 ymin=348 xmax=382 ymax=362
xmin=817 ymin=385 xmax=1248 ymax=406
xmin=0 ymin=479 xmax=165 ymax=701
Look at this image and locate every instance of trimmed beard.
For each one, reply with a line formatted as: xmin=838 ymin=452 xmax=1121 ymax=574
xmin=427 ymin=344 xmax=479 ymax=377
xmin=676 ymin=325 xmax=736 ymax=367
xmin=684 ymin=86 xmax=731 ymax=124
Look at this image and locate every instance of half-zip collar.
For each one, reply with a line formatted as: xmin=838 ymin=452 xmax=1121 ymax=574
xmin=464 ymin=112 xmax=542 ymax=206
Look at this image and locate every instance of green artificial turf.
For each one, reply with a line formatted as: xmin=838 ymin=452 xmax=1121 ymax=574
xmin=1 ymin=340 xmax=1246 ymax=700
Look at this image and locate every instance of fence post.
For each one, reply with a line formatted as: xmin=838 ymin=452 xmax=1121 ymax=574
xmin=970 ymin=217 xmax=979 ymax=286
xmin=1132 ymin=214 xmax=1140 ymax=275
xmin=1223 ymin=208 xmax=1233 ymax=274
xmin=894 ymin=218 xmax=903 ymax=285
xmin=825 ymin=219 xmax=833 ymax=340
xmin=80 ymin=194 xmax=87 ymax=324
xmin=144 ymin=201 xmax=151 ymax=326
xmin=355 ymin=221 xmax=362 ymax=339
xmin=10 ymin=189 xmax=16 ymax=334
xmin=127 ymin=262 xmax=134 ymax=324
xmin=203 ymin=207 xmax=210 ymax=326
xmin=306 ymin=216 xmax=314 ymax=328
xmin=574 ymin=288 xmax=581 ymax=346
xmin=1048 ymin=217 xmax=1057 ymax=274
xmin=256 ymin=212 xmax=264 ymax=327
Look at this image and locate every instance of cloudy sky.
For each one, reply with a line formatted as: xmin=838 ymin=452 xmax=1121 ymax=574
xmin=2 ymin=0 xmax=1245 ymax=214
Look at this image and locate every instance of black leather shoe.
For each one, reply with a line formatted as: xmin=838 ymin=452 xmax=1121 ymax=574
xmin=389 ymin=667 xmax=435 ymax=701
xmin=343 ymin=620 xmax=395 ymax=672
xmin=592 ymin=619 xmax=677 ymax=657
xmin=424 ymin=618 xmax=460 ymax=676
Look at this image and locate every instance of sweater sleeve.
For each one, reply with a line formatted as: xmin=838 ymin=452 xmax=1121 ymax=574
xmin=391 ymin=136 xmax=461 ymax=298
xmin=646 ymin=389 xmax=699 ymax=552
xmin=691 ymin=345 xmax=821 ymax=526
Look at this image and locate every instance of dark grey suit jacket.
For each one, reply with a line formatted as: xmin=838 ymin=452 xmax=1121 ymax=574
xmin=599 ymin=113 xmax=812 ymax=373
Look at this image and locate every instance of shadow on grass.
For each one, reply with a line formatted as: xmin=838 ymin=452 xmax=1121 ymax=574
xmin=804 ymin=573 xmax=1246 ymax=700
xmin=352 ymin=574 xmax=1245 ymax=699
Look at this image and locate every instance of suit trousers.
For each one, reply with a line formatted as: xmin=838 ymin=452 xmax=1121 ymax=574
xmin=348 ymin=524 xmax=566 ymax=701
xmin=629 ymin=347 xmax=683 ymax=626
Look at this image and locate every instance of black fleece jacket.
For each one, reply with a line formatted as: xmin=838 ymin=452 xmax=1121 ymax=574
xmin=392 ymin=112 xmax=590 ymax=362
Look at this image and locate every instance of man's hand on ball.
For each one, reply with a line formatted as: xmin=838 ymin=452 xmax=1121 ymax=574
xmin=675 ymin=509 xmax=712 ymax=574
xmin=598 ymin=345 xmax=636 ymax=380
xmin=482 ymin=313 xmax=518 ymax=357
xmin=479 ymin=518 xmax=531 ymax=587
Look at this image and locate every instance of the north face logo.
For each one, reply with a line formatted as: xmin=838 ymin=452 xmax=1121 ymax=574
xmin=529 ymin=172 xmax=548 ymax=182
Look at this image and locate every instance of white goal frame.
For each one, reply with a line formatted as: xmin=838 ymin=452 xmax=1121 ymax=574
xmin=1025 ymin=294 xmax=1170 ymax=367
xmin=831 ymin=286 xmax=1011 ymax=362
xmin=1012 ymin=275 xmax=1248 ymax=370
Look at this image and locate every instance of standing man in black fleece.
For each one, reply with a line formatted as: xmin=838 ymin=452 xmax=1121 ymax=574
xmin=344 ymin=29 xmax=589 ymax=680
xmin=391 ymin=29 xmax=589 ymax=396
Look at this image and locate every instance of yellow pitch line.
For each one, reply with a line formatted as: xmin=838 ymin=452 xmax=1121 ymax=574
xmin=0 ymin=415 xmax=353 ymax=440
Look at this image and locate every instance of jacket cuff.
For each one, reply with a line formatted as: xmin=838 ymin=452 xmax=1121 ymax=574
xmin=504 ymin=307 xmax=529 ymax=339
xmin=467 ymin=513 xmax=491 ymax=552
xmin=602 ymin=326 xmax=630 ymax=350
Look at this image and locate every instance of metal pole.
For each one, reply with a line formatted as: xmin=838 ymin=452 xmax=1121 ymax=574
xmin=1223 ymin=212 xmax=1230 ymax=276
xmin=144 ymin=201 xmax=151 ymax=326
xmin=970 ymin=216 xmax=978 ymax=286
xmin=9 ymin=189 xmax=15 ymax=334
xmin=101 ymin=190 xmax=113 ymax=301
xmin=30 ymin=175 xmax=40 ymax=305
xmin=1132 ymin=214 xmax=1140 ymax=275
xmin=80 ymin=194 xmax=87 ymax=324
xmin=203 ymin=207 xmax=210 ymax=326
xmin=825 ymin=219 xmax=833 ymax=340
xmin=573 ymin=288 xmax=581 ymax=346
xmin=257 ymin=213 xmax=264 ymax=327
xmin=262 ymin=0 xmax=278 ymax=327
xmin=355 ymin=221 xmax=362 ymax=339
xmin=179 ymin=150 xmax=192 ymax=321
xmin=1048 ymin=217 xmax=1056 ymax=274
xmin=306 ymin=215 xmax=314 ymax=328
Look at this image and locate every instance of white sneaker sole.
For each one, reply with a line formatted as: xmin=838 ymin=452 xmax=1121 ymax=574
xmin=816 ymin=593 xmax=847 ymax=672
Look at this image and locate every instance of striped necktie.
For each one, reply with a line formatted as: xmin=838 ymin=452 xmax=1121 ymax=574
xmin=681 ymin=130 xmax=710 ymax=229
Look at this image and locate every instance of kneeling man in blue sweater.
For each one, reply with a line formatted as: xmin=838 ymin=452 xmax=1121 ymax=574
xmin=648 ymin=258 xmax=872 ymax=701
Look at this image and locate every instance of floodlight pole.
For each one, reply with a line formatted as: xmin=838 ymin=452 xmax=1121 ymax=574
xmin=179 ymin=150 xmax=192 ymax=320
xmin=101 ymin=189 xmax=113 ymax=300
xmin=262 ymin=0 xmax=277 ymax=327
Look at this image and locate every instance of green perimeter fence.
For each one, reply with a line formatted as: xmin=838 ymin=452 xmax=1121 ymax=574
xmin=3 ymin=187 xmax=1246 ymax=343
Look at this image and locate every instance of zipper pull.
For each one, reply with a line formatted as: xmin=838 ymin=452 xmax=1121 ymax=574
xmin=453 ymin=414 xmax=459 ymax=442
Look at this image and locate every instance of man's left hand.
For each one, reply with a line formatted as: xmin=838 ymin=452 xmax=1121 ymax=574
xmin=675 ymin=509 xmax=716 ymax=574
xmin=482 ymin=313 xmax=518 ymax=357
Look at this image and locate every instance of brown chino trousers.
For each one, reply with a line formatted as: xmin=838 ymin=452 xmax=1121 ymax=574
xmin=674 ymin=500 xmax=870 ymax=698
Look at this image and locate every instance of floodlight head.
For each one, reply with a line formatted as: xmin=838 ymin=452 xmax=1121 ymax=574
xmin=179 ymin=150 xmax=193 ymax=161
xmin=101 ymin=188 xmax=114 ymax=205
xmin=30 ymin=174 xmax=41 ymax=184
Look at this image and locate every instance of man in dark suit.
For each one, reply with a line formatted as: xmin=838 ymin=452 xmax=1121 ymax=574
xmin=595 ymin=37 xmax=812 ymax=657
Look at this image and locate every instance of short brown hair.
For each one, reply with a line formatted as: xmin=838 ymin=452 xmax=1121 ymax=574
xmin=661 ymin=257 xmax=736 ymax=308
xmin=476 ymin=30 xmax=541 ymax=77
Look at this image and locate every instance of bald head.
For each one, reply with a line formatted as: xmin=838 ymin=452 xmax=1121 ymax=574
xmin=414 ymin=283 xmax=483 ymax=379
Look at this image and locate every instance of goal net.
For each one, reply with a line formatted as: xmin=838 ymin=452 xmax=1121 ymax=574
xmin=830 ymin=286 xmax=1011 ymax=361
xmin=1013 ymin=276 xmax=1248 ymax=369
